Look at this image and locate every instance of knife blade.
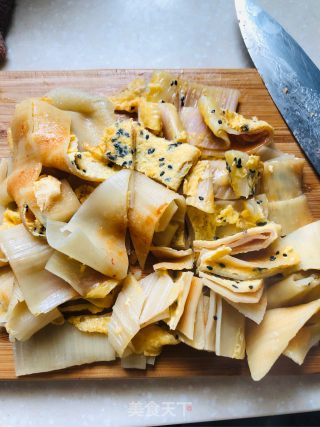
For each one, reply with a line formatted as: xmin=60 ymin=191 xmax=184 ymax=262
xmin=235 ymin=0 xmax=320 ymax=175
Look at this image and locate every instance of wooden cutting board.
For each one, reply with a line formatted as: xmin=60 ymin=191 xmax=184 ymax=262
xmin=0 ymin=69 xmax=319 ymax=380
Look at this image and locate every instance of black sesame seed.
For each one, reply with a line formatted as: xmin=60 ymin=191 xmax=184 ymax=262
xmin=159 ymin=162 xmax=165 ymax=167
xmin=168 ymin=142 xmax=179 ymax=150
xmin=270 ymin=255 xmax=276 ymax=261
xmin=164 ymin=177 xmax=171 ymax=182
xmin=160 ymin=171 xmax=165 ymax=177
xmin=218 ymin=119 xmax=223 ymax=124
xmin=207 ymin=265 xmax=213 ymax=271
xmin=276 ymin=251 xmax=280 ymax=255
xmin=130 ymin=106 xmax=135 ymax=111
xmin=283 ymin=253 xmax=288 ymax=257
xmin=219 ymin=263 xmax=226 ymax=268
xmin=76 ymin=153 xmax=82 ymax=159
xmin=256 ymin=200 xmax=262 ymax=204
xmin=198 ymin=196 xmax=204 ymax=201
xmin=214 ymin=236 xmax=219 ymax=240
xmin=159 ymin=157 xmax=165 ymax=161
xmin=211 ymin=109 xmax=216 ymax=113
xmin=147 ymin=148 xmax=155 ymax=154
xmin=140 ymin=130 xmax=144 ymax=136
xmin=107 ymin=153 xmax=116 ymax=161
xmin=145 ymin=134 xmax=149 ymax=140
xmin=161 ymin=100 xmax=165 ymax=103
xmin=122 ymin=161 xmax=127 ymax=166
xmin=174 ymin=80 xmax=178 ymax=86
xmin=214 ymin=315 xmax=218 ymax=321
xmin=249 ymin=285 xmax=253 ymax=290
xmin=168 ymin=165 xmax=173 ymax=169
xmin=170 ymin=81 xmax=174 ymax=86
xmin=256 ymin=221 xmax=267 ymax=226
xmin=236 ymin=158 xmax=242 ymax=169
xmin=82 ymin=169 xmax=86 ymax=173
xmin=180 ymin=96 xmax=185 ymax=107
xmin=241 ymin=124 xmax=249 ymax=132
xmin=232 ymin=284 xmax=239 ymax=289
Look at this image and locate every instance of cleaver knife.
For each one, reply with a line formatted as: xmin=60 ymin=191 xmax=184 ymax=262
xmin=235 ymin=0 xmax=320 ymax=175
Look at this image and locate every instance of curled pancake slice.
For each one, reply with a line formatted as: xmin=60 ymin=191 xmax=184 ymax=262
xmin=46 ymin=170 xmax=130 ymax=279
xmin=194 ymin=222 xmax=281 ymax=255
xmin=246 ymin=300 xmax=320 ymax=381
xmin=129 ymin=172 xmax=186 ymax=268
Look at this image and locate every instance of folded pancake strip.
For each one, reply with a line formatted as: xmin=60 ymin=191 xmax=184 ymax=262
xmin=46 ymin=170 xmax=130 ymax=279
xmin=246 ymin=299 xmax=320 ymax=380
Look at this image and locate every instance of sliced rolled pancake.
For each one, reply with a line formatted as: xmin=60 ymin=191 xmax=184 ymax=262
xmin=6 ymin=301 xmax=60 ymax=341
xmin=274 ymin=220 xmax=320 ymax=271
xmin=267 ymin=272 xmax=320 ymax=309
xmin=14 ymin=322 xmax=115 ymax=376
xmin=0 ymin=157 xmax=13 ymax=207
xmin=108 ymin=274 xmax=145 ymax=356
xmin=10 ymin=99 xmax=118 ymax=182
xmin=215 ymin=297 xmax=246 ymax=359
xmin=46 ymin=170 xmax=130 ymax=279
xmin=183 ymin=160 xmax=215 ymax=213
xmin=158 ymin=102 xmax=187 ymax=142
xmin=198 ymin=245 xmax=300 ymax=280
xmin=226 ymin=292 xmax=267 ymax=324
xmin=45 ymin=251 xmax=119 ymax=297
xmin=198 ymin=95 xmax=273 ymax=151
xmin=179 ymin=289 xmax=217 ymax=351
xmin=129 ymin=172 xmax=186 ymax=268
xmin=11 ymin=173 xmax=80 ymax=236
xmin=138 ymin=99 xmax=162 ymax=135
xmin=199 ymin=273 xmax=266 ymax=323
xmin=194 ymin=222 xmax=280 ymax=255
xmin=209 ymin=159 xmax=236 ymax=200
xmin=139 ymin=271 xmax=182 ymax=326
xmin=268 ymin=195 xmax=313 ymax=235
xmin=165 ymin=272 xmax=193 ymax=330
xmin=146 ymin=71 xmax=240 ymax=111
xmin=176 ymin=276 xmax=204 ymax=339
xmin=246 ymin=299 xmax=320 ymax=380
xmin=283 ymin=321 xmax=320 ymax=365
xmin=109 ymin=77 xmax=146 ymax=112
xmin=225 ymin=150 xmax=263 ymax=199
xmin=0 ymin=224 xmax=76 ymax=315
xmin=150 ymin=247 xmax=194 ymax=271
xmin=7 ymin=162 xmax=43 ymax=235
xmin=0 ymin=268 xmax=15 ymax=324
xmin=262 ymin=156 xmax=304 ymax=201
xmin=180 ymin=107 xmax=229 ymax=155
xmin=87 ymin=119 xmax=135 ymax=169
xmin=200 ymin=272 xmax=263 ymax=304
xmin=135 ymin=127 xmax=200 ymax=191
xmin=214 ymin=196 xmax=268 ymax=237
xmin=45 ymin=87 xmax=115 ymax=148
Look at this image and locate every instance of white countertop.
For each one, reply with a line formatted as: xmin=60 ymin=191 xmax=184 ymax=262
xmin=1 ymin=1 xmax=320 ymax=426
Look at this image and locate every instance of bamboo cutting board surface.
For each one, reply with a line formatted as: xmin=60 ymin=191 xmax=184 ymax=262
xmin=0 ymin=69 xmax=319 ymax=380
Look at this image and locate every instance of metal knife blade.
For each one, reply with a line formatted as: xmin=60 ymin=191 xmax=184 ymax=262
xmin=235 ymin=0 xmax=320 ymax=175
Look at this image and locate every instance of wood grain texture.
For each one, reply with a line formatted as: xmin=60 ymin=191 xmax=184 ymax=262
xmin=0 ymin=68 xmax=319 ymax=380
